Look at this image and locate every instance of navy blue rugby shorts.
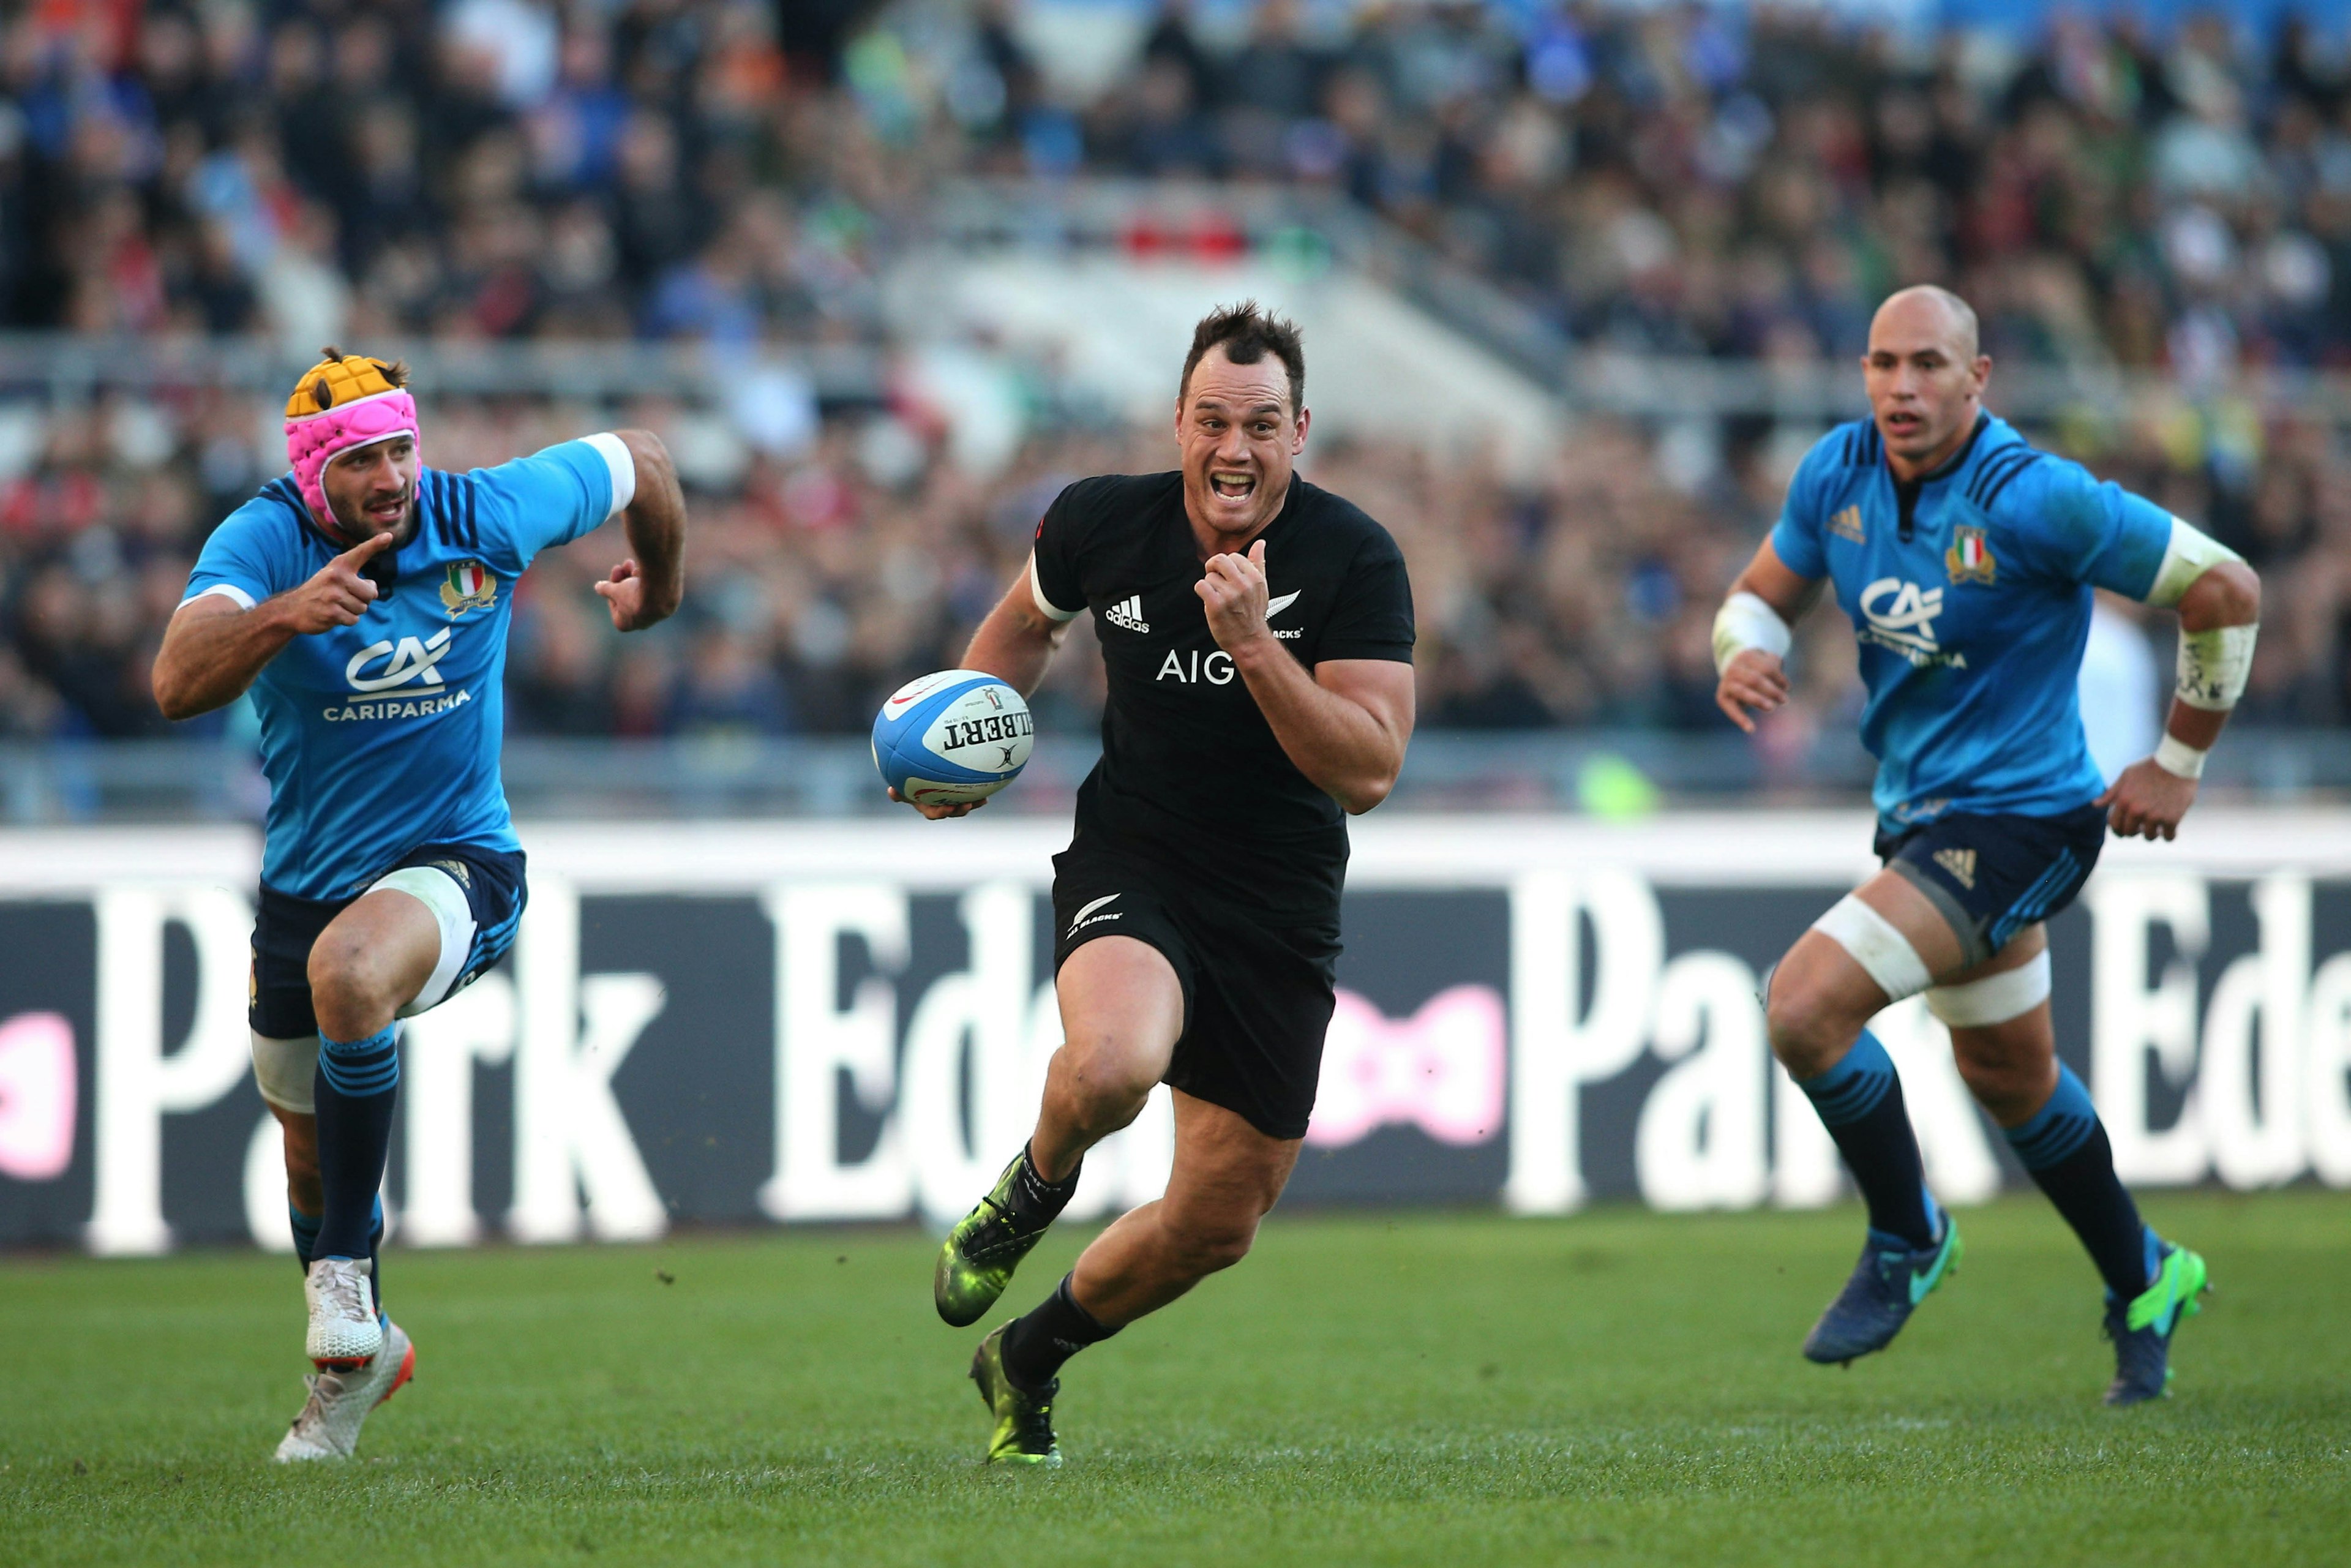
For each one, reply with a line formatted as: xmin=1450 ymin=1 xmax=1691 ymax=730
xmin=249 ymin=842 xmax=527 ymax=1040
xmin=1875 ymin=802 xmax=2107 ymax=969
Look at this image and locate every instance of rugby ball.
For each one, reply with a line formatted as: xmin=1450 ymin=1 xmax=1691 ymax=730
xmin=872 ymin=669 xmax=1035 ymax=806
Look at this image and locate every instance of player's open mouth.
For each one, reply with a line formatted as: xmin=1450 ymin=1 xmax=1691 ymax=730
xmin=1210 ymin=471 xmax=1255 ymax=501
xmin=1883 ymin=411 xmax=1922 ymax=438
xmin=362 ymin=493 xmax=408 ymax=524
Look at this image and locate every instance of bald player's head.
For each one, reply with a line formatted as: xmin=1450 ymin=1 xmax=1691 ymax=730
xmin=1862 ymin=286 xmax=1991 ymax=478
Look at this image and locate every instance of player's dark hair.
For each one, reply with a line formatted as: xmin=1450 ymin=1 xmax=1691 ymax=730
xmin=1179 ymin=302 xmax=1304 ymax=416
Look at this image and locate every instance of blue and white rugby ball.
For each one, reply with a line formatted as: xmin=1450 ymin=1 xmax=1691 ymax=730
xmin=872 ymin=669 xmax=1035 ymax=806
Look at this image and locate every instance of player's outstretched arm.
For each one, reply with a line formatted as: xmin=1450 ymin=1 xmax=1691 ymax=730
xmin=152 ymin=531 xmax=393 ymax=721
xmin=2098 ymin=550 xmax=2261 ymax=841
xmin=1199 ymin=541 xmax=1414 ymax=814
xmin=593 ymin=430 xmax=686 ymax=632
xmin=891 ymin=558 xmax=1073 ymax=820
xmin=1712 ymin=540 xmax=1823 ymax=734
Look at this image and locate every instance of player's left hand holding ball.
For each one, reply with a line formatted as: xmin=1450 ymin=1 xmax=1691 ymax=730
xmin=2097 ymin=756 xmax=2197 ymax=842
xmin=1197 ymin=539 xmax=1272 ymax=653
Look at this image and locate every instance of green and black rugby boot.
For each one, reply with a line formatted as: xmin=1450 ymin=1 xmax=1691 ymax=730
xmin=2104 ymin=1238 xmax=2210 ymax=1406
xmin=970 ymin=1325 xmax=1062 ymax=1467
xmin=934 ymin=1150 xmax=1065 ymax=1327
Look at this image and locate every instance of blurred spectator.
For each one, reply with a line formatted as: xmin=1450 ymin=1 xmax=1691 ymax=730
xmin=2 ymin=1 xmax=2351 ymax=750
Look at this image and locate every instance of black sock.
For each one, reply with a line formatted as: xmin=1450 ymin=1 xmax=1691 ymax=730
xmin=1795 ymin=1029 xmax=1938 ymax=1248
xmin=2007 ymin=1065 xmax=2151 ymax=1300
xmin=366 ymin=1197 xmax=386 ymax=1317
xmin=1010 ymin=1143 xmax=1081 ymax=1225
xmin=1000 ymin=1274 xmax=1119 ymax=1391
xmin=312 ymin=1025 xmax=399 ymax=1261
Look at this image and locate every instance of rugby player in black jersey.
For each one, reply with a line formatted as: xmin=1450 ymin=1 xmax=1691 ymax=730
xmin=895 ymin=302 xmax=1417 ymax=1465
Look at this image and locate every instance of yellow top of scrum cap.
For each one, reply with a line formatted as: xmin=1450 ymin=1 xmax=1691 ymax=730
xmin=285 ymin=350 xmax=405 ymax=418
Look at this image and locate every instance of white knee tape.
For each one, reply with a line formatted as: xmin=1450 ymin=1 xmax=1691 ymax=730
xmin=1812 ymin=894 xmax=1933 ymax=1003
xmin=370 ymin=866 xmax=477 ymax=1018
xmin=1926 ymin=950 xmax=2051 ymax=1027
xmin=252 ymin=1032 xmax=320 ymax=1114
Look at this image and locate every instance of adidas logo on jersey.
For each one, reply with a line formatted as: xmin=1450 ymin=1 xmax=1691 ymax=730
xmin=1104 ymin=595 xmax=1149 ymax=633
xmin=1828 ymin=505 xmax=1865 ymax=543
xmin=1933 ymin=847 xmax=1977 ymax=890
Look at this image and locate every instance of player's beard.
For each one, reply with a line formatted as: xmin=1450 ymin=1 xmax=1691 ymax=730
xmin=328 ymin=484 xmax=414 ymax=546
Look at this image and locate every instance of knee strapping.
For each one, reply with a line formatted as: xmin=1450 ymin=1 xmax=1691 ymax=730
xmin=1812 ymin=895 xmax=1933 ymax=1002
xmin=252 ymin=1031 xmax=320 ymax=1114
xmin=1927 ymin=950 xmax=2051 ymax=1027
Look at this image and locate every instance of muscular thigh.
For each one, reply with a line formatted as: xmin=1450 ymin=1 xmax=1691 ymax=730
xmin=1055 ymin=934 xmax=1185 ymax=1090
xmin=1162 ymin=1089 xmax=1301 ymax=1228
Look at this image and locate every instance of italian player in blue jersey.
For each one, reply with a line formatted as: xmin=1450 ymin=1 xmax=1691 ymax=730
xmin=1711 ymin=288 xmax=2259 ymax=1405
xmin=151 ymin=350 xmax=686 ymax=1458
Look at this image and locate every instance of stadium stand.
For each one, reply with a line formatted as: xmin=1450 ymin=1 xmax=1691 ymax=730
xmin=1 ymin=2 xmax=2348 ymax=751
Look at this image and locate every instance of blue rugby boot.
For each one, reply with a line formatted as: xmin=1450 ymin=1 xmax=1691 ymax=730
xmin=1802 ymin=1216 xmax=1963 ymax=1366
xmin=2103 ymin=1238 xmax=2210 ymax=1406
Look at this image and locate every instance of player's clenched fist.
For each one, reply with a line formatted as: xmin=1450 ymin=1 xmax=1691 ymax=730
xmin=1714 ymin=647 xmax=1790 ymax=734
xmin=2096 ymin=757 xmax=2197 ymax=842
xmin=282 ymin=531 xmax=392 ymax=632
xmin=1197 ymin=538 xmax=1272 ymax=653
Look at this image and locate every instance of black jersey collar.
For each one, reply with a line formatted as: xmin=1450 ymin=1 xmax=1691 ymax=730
xmin=1891 ymin=411 xmax=1991 ymax=540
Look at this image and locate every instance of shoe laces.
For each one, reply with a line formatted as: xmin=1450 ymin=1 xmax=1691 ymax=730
xmin=315 ymin=1263 xmax=371 ymax=1321
xmin=1008 ymin=1388 xmax=1056 ymax=1454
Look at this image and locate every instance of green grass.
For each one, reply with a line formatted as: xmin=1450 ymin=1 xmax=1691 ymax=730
xmin=4 ymin=1193 xmax=2347 ymax=1566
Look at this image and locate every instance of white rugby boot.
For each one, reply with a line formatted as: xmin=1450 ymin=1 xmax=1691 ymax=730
xmin=303 ymin=1257 xmax=383 ymax=1367
xmin=275 ymin=1319 xmax=415 ymax=1462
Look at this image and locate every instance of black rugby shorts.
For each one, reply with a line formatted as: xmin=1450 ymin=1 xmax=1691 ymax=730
xmin=1050 ymin=838 xmax=1340 ymax=1141
xmin=1875 ymin=802 xmax=2107 ymax=969
xmin=250 ymin=842 xmax=527 ymax=1040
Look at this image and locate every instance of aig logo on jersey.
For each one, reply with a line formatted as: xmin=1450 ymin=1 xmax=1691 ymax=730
xmin=1858 ymin=578 xmax=1967 ymax=670
xmin=441 ymin=559 xmax=497 ymax=615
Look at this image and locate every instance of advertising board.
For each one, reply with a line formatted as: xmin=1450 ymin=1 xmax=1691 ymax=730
xmin=2 ymin=812 xmax=2345 ymax=1252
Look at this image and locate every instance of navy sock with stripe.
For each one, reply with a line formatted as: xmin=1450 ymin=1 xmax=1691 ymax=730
xmin=2005 ymin=1064 xmax=2151 ymax=1300
xmin=1796 ymin=1029 xmax=1939 ymax=1249
xmin=288 ymin=1202 xmax=321 ymax=1268
xmin=312 ymin=1024 xmax=399 ymax=1264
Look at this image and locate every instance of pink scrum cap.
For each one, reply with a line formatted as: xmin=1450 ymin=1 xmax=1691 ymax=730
xmin=282 ymin=350 xmax=422 ymax=527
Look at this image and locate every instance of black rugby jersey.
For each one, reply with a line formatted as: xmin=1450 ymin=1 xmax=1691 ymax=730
xmin=1032 ymin=470 xmax=1415 ymax=918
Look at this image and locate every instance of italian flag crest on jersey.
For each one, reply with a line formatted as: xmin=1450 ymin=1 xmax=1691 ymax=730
xmin=441 ymin=558 xmax=497 ymax=615
xmin=1946 ymin=524 xmax=1996 ymax=585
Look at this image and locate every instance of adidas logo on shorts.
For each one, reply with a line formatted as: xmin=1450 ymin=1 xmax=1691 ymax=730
xmin=1932 ymin=847 xmax=1977 ymax=890
xmin=1104 ymin=595 xmax=1149 ymax=634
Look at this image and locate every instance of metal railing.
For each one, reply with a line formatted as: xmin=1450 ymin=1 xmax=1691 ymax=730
xmin=6 ymin=729 xmax=2348 ymax=826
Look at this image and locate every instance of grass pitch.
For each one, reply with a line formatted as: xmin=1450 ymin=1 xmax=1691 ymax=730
xmin=3 ymin=1193 xmax=2345 ymax=1567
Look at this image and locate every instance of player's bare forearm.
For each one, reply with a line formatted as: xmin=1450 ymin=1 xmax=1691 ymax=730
xmin=153 ymin=597 xmax=297 ymax=719
xmin=1714 ymin=539 xmax=1824 ymax=732
xmin=959 ymin=570 xmax=1069 ymax=697
xmin=1232 ymin=642 xmax=1415 ymax=813
xmin=607 ymin=429 xmax=685 ymax=627
xmin=2099 ymin=560 xmax=2262 ymax=840
xmin=154 ymin=529 xmax=394 ymax=720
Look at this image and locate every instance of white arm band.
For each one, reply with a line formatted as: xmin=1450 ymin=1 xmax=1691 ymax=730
xmin=2154 ymin=733 xmax=2208 ymax=780
xmin=1712 ymin=591 xmax=1792 ymax=675
xmin=2176 ymin=622 xmax=2257 ymax=711
xmin=2145 ymin=516 xmax=2243 ymax=608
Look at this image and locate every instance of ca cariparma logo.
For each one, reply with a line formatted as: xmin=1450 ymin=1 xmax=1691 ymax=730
xmin=441 ymin=559 xmax=497 ymax=615
xmin=1946 ymin=524 xmax=1997 ymax=585
xmin=1857 ymin=577 xmax=1965 ymax=669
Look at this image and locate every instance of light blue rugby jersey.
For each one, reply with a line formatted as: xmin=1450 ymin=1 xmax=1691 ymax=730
xmin=184 ymin=440 xmax=621 ymax=900
xmin=1770 ymin=413 xmax=2173 ymax=831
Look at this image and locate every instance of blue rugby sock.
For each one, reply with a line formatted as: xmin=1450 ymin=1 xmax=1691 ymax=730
xmin=2005 ymin=1064 xmax=2150 ymax=1300
xmin=1797 ymin=1029 xmax=1939 ymax=1249
xmin=312 ymin=1024 xmax=399 ymax=1264
xmin=288 ymin=1202 xmax=321 ymax=1269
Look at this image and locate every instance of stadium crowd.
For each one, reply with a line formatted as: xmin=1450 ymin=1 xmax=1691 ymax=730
xmin=1 ymin=1 xmax=2349 ymax=745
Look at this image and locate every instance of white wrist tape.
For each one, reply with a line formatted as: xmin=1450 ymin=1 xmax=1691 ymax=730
xmin=2154 ymin=733 xmax=2208 ymax=780
xmin=1713 ymin=591 xmax=1792 ymax=675
xmin=1926 ymin=950 xmax=2051 ymax=1027
xmin=2175 ymin=622 xmax=2256 ymax=711
xmin=1813 ymin=893 xmax=1933 ymax=1003
xmin=2145 ymin=516 xmax=2244 ymax=608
